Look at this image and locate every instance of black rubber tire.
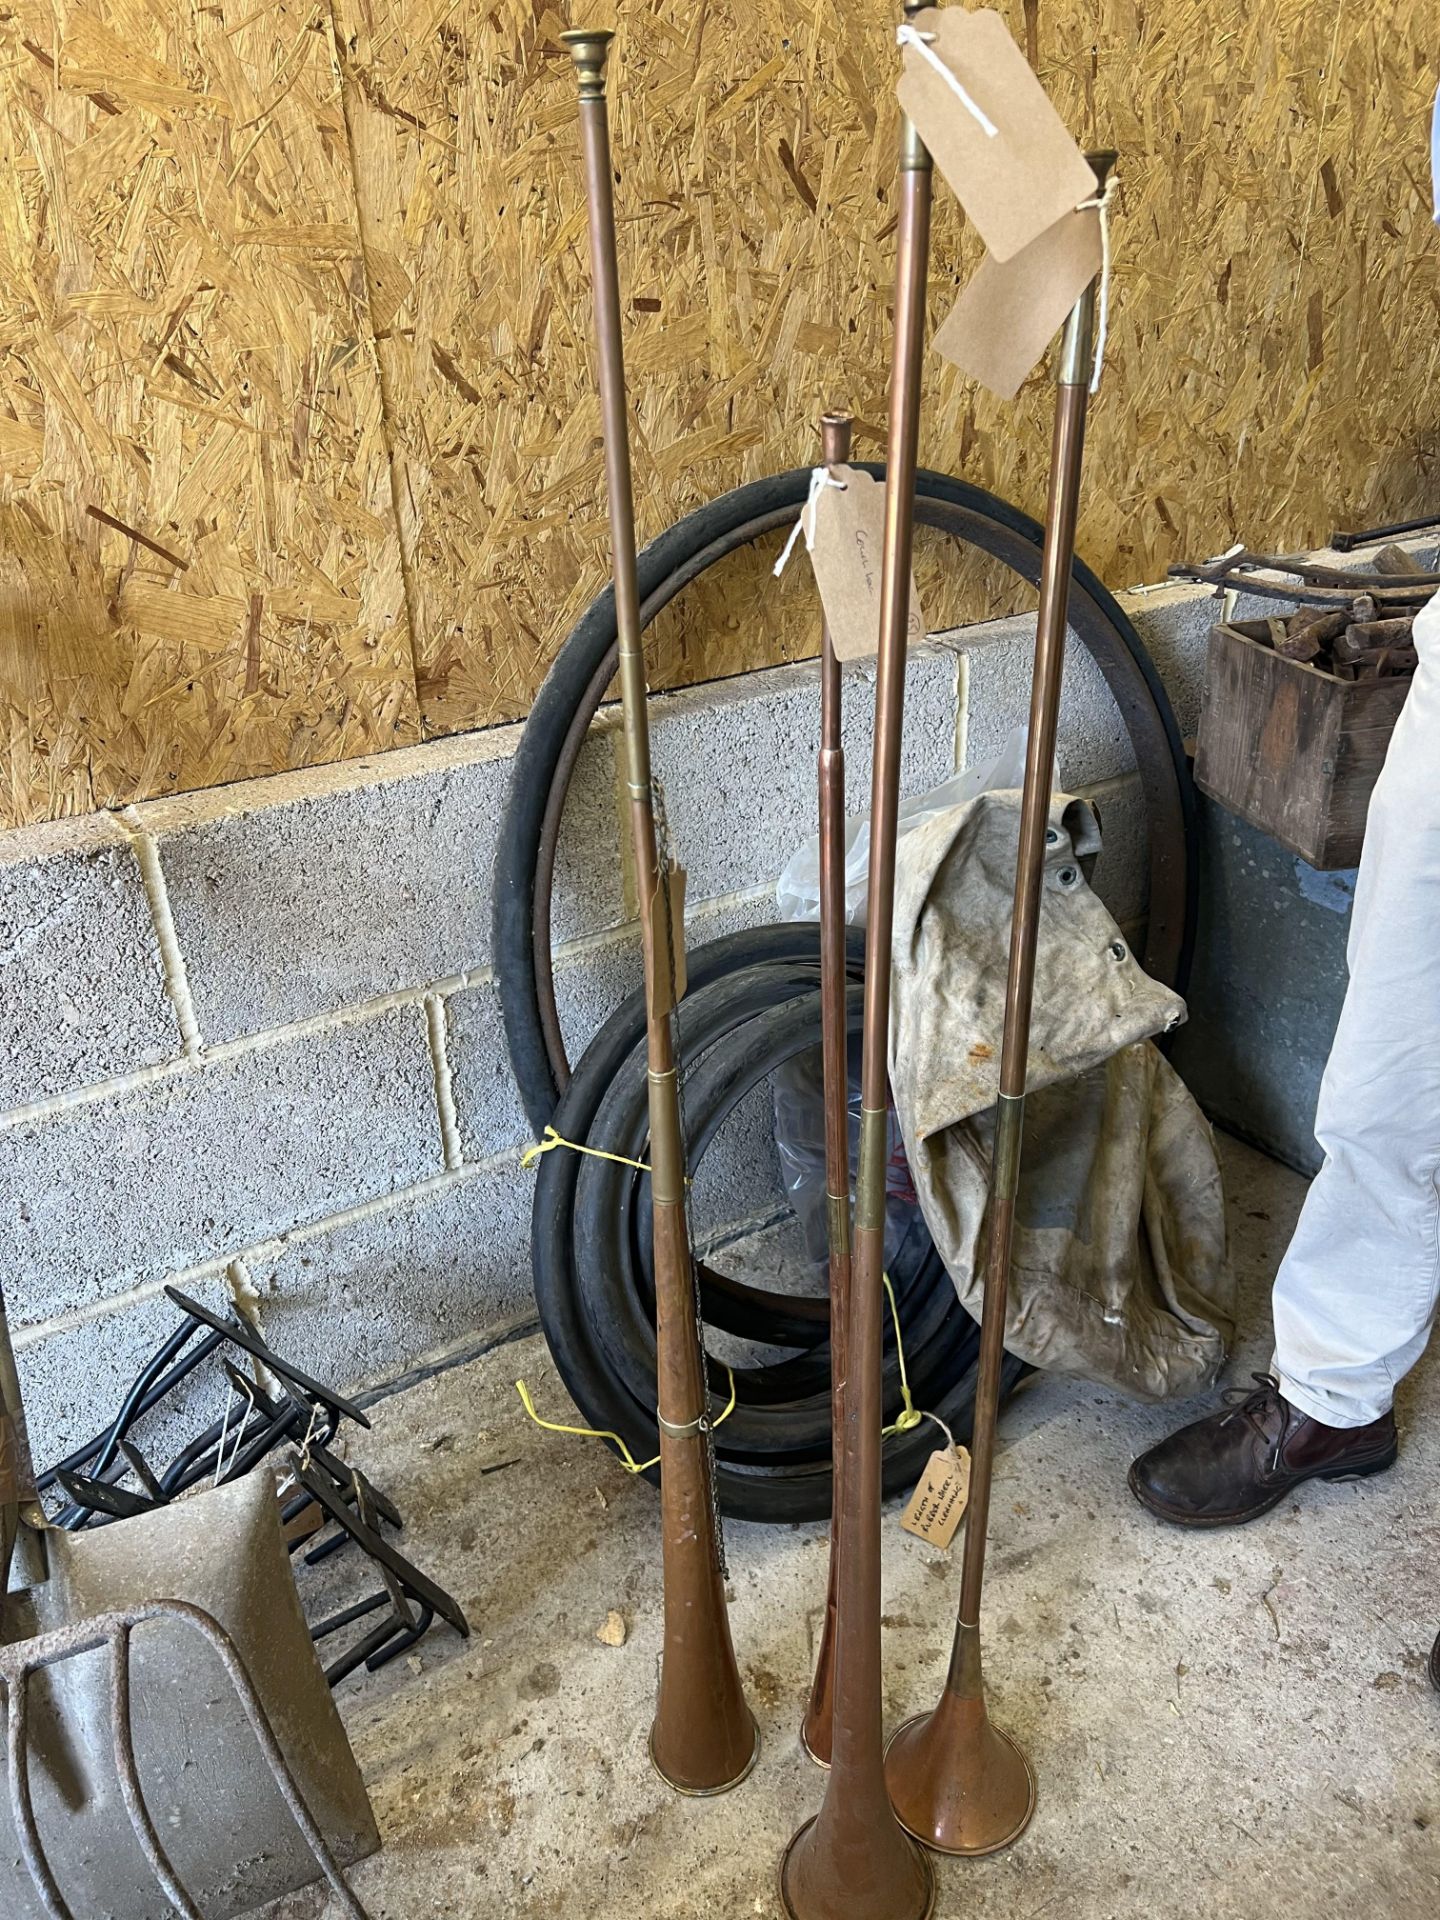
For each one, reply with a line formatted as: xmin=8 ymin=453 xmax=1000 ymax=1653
xmin=530 ymin=929 xmax=843 ymax=1502
xmin=494 ymin=463 xmax=1198 ymax=1135
xmin=582 ymin=982 xmax=978 ymax=1461
xmin=532 ymin=923 xmax=1027 ymax=1523
xmin=506 ymin=469 xmax=1187 ymax=1522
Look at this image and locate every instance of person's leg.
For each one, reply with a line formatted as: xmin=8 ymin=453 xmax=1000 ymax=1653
xmin=1271 ymin=598 xmax=1440 ymax=1423
xmin=1131 ymin=587 xmax=1440 ymax=1524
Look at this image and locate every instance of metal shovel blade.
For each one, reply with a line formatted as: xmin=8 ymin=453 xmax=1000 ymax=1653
xmin=1 ymin=1471 xmax=379 ymax=1920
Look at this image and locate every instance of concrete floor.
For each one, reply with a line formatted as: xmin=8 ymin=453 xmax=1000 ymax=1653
xmin=294 ymin=1136 xmax=1439 ymax=1920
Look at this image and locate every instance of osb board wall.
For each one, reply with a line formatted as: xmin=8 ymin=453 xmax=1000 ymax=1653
xmin=0 ymin=0 xmax=418 ymax=826
xmin=0 ymin=0 xmax=1436 ymax=825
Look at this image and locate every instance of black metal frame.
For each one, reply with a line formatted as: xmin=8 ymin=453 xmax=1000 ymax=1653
xmin=35 ymin=1293 xmax=469 ymax=1687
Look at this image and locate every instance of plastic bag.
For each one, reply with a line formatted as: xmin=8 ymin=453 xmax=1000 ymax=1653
xmin=775 ymin=726 xmax=1031 ymax=924
xmin=772 ymin=1035 xmax=917 ymax=1277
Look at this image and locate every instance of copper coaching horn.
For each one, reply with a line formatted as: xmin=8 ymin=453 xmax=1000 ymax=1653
xmin=562 ymin=25 xmax=759 ymax=1796
xmin=801 ymin=404 xmax=854 ymax=1771
xmin=883 ymin=148 xmax=1119 ymax=1857
xmin=779 ymin=10 xmax=939 ymax=1915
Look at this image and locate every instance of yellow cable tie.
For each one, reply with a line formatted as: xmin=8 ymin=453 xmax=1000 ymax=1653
xmin=515 ymin=1366 xmax=736 ymax=1478
xmin=520 ymin=1125 xmax=654 ymax=1175
xmin=880 ymin=1269 xmax=925 ymax=1437
xmin=519 ymin=1125 xmax=694 ymax=1185
xmin=514 ymin=1378 xmax=659 ymax=1473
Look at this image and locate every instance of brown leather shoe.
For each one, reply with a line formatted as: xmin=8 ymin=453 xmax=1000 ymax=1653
xmin=1128 ymin=1374 xmax=1398 ymax=1528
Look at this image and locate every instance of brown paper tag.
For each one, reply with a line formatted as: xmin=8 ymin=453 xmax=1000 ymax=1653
xmin=647 ymin=863 xmax=688 ymax=1019
xmin=900 ymin=1445 xmax=971 ymax=1548
xmin=808 ymin=466 xmax=925 ymax=664
xmin=898 ymin=9 xmax=1096 ymax=263
xmin=933 ymin=206 xmax=1101 ymax=399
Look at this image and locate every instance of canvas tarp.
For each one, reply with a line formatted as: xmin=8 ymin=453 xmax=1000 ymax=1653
xmin=889 ymin=789 xmax=1234 ymax=1401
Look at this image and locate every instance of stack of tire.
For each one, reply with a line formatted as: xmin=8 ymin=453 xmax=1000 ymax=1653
xmin=492 ymin=465 xmax=1196 ymax=1523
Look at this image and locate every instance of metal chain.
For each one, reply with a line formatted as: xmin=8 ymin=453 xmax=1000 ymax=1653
xmin=650 ymin=775 xmax=729 ymax=1582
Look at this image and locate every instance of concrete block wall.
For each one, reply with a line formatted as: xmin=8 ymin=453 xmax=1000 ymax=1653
xmin=0 ymin=575 xmax=1230 ymax=1467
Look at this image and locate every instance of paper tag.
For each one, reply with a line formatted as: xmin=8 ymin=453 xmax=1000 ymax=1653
xmin=647 ymin=863 xmax=688 ymax=1019
xmin=808 ymin=465 xmax=925 ymax=663
xmin=899 ymin=9 xmax=1096 ymax=263
xmin=900 ymin=1445 xmax=971 ymax=1547
xmin=934 ymin=205 xmax=1101 ymax=399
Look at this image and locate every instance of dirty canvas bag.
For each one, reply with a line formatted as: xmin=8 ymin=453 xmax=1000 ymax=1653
xmin=890 ymin=789 xmax=1233 ymax=1400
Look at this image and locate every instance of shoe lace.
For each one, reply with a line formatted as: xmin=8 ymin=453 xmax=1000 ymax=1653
xmin=1217 ymin=1373 xmax=1287 ymax=1466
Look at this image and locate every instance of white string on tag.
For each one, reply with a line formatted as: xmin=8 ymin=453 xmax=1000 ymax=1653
xmin=896 ymin=24 xmax=999 ymax=140
xmin=773 ymin=465 xmax=847 ymax=578
xmin=1076 ymin=174 xmax=1117 ymax=393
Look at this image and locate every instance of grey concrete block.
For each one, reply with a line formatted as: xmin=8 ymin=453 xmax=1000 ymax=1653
xmin=140 ymin=729 xmax=522 ymax=1044
xmin=1079 ymin=772 xmax=1149 ymax=930
xmin=14 ymin=1275 xmax=236 ymax=1481
xmin=647 ymin=649 xmax=959 ymax=907
xmin=554 ymin=924 xmax=644 ymax=1068
xmin=1228 ymin=587 xmax=1299 ymax=625
xmin=249 ymin=1169 xmax=533 ymax=1394
xmin=1168 ymin=799 xmax=1352 ymax=1177
xmin=549 ymin=720 xmax=628 ymax=946
xmin=551 ymin=889 xmax=784 ymax=1069
xmin=949 ymin=613 xmax=1133 ymax=787
xmin=0 ymin=1005 xmax=442 ymax=1329
xmin=1121 ymin=587 xmax=1214 ymax=741
xmin=445 ymin=978 xmax=533 ymax=1161
xmin=689 ymin=1075 xmax=788 ymax=1245
xmin=0 ymin=814 xmax=177 ymax=1111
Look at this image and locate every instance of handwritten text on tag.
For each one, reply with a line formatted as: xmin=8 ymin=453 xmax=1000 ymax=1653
xmin=900 ymin=1445 xmax=972 ymax=1548
xmin=808 ymin=465 xmax=925 ymax=664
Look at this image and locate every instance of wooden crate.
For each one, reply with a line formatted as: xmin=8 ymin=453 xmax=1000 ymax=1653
xmin=1194 ymin=619 xmax=1412 ymax=869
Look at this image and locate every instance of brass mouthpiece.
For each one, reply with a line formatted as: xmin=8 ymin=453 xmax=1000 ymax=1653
xmin=561 ymin=27 xmax=613 ymax=97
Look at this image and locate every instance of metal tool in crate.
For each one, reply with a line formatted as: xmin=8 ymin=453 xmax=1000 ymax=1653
xmin=1173 ymin=545 xmax=1436 ymax=870
xmin=1172 ymin=543 xmax=1440 ymax=609
xmin=40 ymin=1286 xmax=470 ymax=1687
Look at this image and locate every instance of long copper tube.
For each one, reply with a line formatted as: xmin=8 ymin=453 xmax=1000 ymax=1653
xmin=779 ymin=48 xmax=937 ymax=1920
xmin=563 ymin=27 xmax=758 ymax=1796
xmin=801 ymin=407 xmax=855 ymax=1770
xmin=884 ymin=150 xmax=1118 ymax=1858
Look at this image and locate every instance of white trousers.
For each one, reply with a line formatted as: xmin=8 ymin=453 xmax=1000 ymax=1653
xmin=1272 ymin=587 xmax=1440 ymax=1427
